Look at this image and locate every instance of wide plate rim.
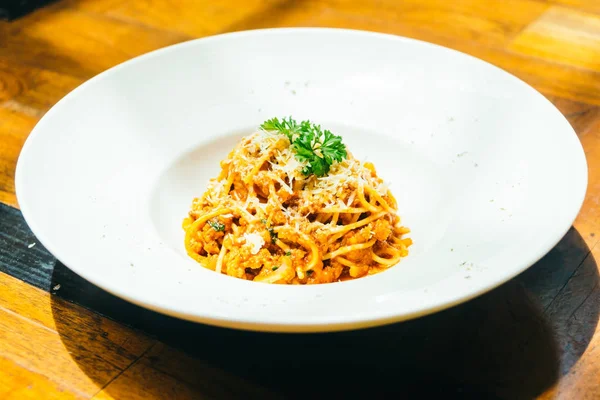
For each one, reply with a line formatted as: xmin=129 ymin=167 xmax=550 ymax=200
xmin=15 ymin=27 xmax=588 ymax=332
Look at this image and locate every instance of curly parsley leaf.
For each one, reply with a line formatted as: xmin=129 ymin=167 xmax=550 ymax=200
xmin=207 ymin=220 xmax=225 ymax=232
xmin=260 ymin=117 xmax=347 ymax=177
xmin=267 ymin=227 xmax=278 ymax=243
xmin=260 ymin=117 xmax=301 ymax=142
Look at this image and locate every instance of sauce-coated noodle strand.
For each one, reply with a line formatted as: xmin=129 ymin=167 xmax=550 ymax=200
xmin=357 ymin=183 xmax=380 ymax=212
xmin=321 ymin=207 xmax=366 ymax=214
xmin=330 ymin=212 xmax=340 ymax=226
xmin=323 ymin=238 xmax=377 ymax=260
xmin=335 ymin=256 xmax=360 ymax=268
xmin=327 ymin=211 xmax=387 ymax=236
xmin=215 ymin=237 xmax=228 ymax=274
xmin=327 ymin=212 xmax=387 ymax=244
xmin=365 ymin=186 xmax=394 ymax=213
xmin=274 ymin=226 xmax=323 ymax=273
xmin=184 ymin=208 xmax=232 ymax=259
xmin=372 ymin=252 xmax=402 ymax=266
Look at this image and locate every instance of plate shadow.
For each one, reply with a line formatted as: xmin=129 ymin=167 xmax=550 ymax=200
xmin=49 ymin=227 xmax=598 ymax=399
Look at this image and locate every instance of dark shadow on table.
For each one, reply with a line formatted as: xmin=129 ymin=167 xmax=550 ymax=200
xmin=0 ymin=0 xmax=58 ymax=20
xmin=50 ymin=227 xmax=598 ymax=399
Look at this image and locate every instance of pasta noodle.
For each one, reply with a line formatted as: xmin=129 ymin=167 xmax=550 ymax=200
xmin=182 ymin=122 xmax=412 ymax=284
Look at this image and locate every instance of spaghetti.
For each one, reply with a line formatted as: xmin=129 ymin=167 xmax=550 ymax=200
xmin=183 ymin=119 xmax=412 ymax=284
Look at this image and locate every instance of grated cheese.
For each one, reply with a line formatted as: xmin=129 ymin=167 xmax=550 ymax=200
xmin=198 ymin=128 xmax=391 ymax=228
xmin=243 ymin=232 xmax=265 ymax=254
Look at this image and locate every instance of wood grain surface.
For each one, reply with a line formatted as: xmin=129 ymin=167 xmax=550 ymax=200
xmin=1 ymin=0 xmax=600 ymax=398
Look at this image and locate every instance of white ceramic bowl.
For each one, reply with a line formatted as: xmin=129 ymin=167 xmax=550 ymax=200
xmin=16 ymin=28 xmax=587 ymax=332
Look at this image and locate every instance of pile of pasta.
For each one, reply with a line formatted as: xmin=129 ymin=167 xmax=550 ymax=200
xmin=183 ymin=127 xmax=412 ymax=284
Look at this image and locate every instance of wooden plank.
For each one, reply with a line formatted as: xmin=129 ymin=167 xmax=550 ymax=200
xmin=0 ymin=356 xmax=83 ymax=400
xmin=510 ymin=7 xmax=600 ymax=72
xmin=0 ymin=272 xmax=155 ymax=358
xmin=517 ymin=227 xmax=595 ymax=308
xmin=89 ymin=0 xmax=545 ymax=48
xmin=572 ymin=114 xmax=600 ymax=240
xmin=542 ymin=0 xmax=600 ymax=15
xmin=548 ymin=96 xmax=600 ymax=137
xmin=314 ymin=0 xmax=549 ymax=47
xmin=0 ymin=63 xmax=81 ymax=207
xmin=0 ymin=272 xmax=155 ymax=398
xmin=91 ymin=356 xmax=201 ymax=400
xmin=0 ymin=202 xmax=55 ymax=290
xmin=74 ymin=0 xmax=299 ymax=38
xmin=539 ymin=244 xmax=600 ymax=399
xmin=62 ymin=0 xmax=123 ymax=14
xmin=0 ymin=59 xmax=83 ymax=118
xmin=543 ymin=97 xmax=600 ymax=241
xmin=0 ymin=1 xmax=60 ymax=21
xmin=545 ymin=244 xmax=600 ymax=375
xmin=0 ymin=9 xmax=191 ymax=79
xmin=532 ymin=94 xmax=600 ymax=397
xmin=0 ymin=108 xmax=38 ymax=208
xmin=0 ymin=304 xmax=116 ymax=398
xmin=93 ymin=343 xmax=282 ymax=400
xmin=195 ymin=0 xmax=550 ymax=48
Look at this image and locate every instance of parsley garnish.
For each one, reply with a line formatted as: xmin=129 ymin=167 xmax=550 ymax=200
xmin=207 ymin=220 xmax=225 ymax=232
xmin=285 ymin=251 xmax=291 ymax=256
xmin=260 ymin=218 xmax=278 ymax=243
xmin=267 ymin=227 xmax=277 ymax=243
xmin=261 ymin=116 xmax=301 ymax=140
xmin=272 ymin=266 xmax=279 ymax=271
xmin=260 ymin=117 xmax=347 ymax=177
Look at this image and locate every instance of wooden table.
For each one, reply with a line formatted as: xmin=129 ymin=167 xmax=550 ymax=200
xmin=1 ymin=0 xmax=599 ymax=398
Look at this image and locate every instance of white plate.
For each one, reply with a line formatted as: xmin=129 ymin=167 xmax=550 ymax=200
xmin=16 ymin=28 xmax=587 ymax=332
